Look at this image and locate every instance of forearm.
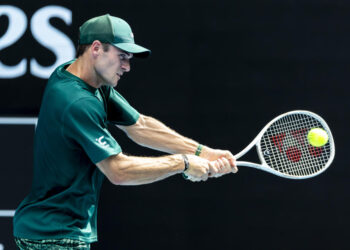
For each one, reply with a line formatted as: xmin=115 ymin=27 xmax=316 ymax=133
xmin=98 ymin=153 xmax=185 ymax=186
xmin=118 ymin=115 xmax=199 ymax=154
xmin=116 ymin=115 xmax=238 ymax=175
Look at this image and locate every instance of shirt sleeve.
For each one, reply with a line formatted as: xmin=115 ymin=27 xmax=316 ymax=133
xmin=62 ymin=97 xmax=121 ymax=164
xmin=103 ymin=87 xmax=140 ymax=126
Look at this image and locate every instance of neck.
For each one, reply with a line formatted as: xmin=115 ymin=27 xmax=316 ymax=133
xmin=66 ymin=56 xmax=102 ymax=88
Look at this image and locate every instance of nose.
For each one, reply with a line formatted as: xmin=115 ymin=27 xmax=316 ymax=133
xmin=121 ymin=59 xmax=131 ymax=72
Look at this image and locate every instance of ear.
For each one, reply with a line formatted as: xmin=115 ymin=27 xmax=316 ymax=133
xmin=90 ymin=40 xmax=103 ymax=57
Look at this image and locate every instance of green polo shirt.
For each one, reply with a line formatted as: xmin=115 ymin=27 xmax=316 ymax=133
xmin=13 ymin=60 xmax=139 ymax=243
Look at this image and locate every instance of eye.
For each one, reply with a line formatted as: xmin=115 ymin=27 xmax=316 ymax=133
xmin=119 ymin=54 xmax=127 ymax=60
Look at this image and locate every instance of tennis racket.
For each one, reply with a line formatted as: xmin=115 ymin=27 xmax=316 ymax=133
xmin=235 ymin=110 xmax=335 ymax=179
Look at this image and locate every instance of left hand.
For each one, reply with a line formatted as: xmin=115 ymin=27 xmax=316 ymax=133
xmin=200 ymin=146 xmax=238 ymax=177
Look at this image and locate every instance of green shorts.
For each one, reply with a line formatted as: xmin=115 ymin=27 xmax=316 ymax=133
xmin=14 ymin=237 xmax=90 ymax=250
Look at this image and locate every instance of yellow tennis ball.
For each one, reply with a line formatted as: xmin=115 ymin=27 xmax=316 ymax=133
xmin=307 ymin=128 xmax=329 ymax=147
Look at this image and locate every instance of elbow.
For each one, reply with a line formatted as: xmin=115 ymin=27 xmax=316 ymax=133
xmin=110 ymin=177 xmax=124 ymax=185
xmin=99 ymin=154 xmax=130 ymax=185
xmin=109 ymin=168 xmax=129 ymax=185
xmin=110 ymin=162 xmax=136 ymax=186
xmin=100 ymin=154 xmax=148 ymax=186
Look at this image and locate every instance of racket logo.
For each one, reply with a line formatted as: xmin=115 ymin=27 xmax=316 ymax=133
xmin=263 ymin=150 xmax=270 ymax=156
xmin=270 ymin=129 xmax=323 ymax=163
xmin=286 ymin=147 xmax=302 ymax=162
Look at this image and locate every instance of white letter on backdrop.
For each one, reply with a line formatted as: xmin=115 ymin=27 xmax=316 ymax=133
xmin=0 ymin=5 xmax=27 ymax=78
xmin=30 ymin=6 xmax=74 ymax=79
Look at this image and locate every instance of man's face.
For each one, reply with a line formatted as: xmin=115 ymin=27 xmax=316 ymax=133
xmin=94 ymin=44 xmax=133 ymax=87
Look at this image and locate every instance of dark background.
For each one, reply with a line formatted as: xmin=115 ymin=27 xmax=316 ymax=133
xmin=0 ymin=0 xmax=348 ymax=249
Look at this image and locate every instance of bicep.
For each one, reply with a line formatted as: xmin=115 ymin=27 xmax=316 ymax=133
xmin=116 ymin=114 xmax=145 ymax=135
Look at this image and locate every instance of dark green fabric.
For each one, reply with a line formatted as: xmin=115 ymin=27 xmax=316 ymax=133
xmin=79 ymin=14 xmax=150 ymax=57
xmin=13 ymin=60 xmax=139 ymax=243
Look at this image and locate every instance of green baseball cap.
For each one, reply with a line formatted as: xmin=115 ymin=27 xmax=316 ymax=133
xmin=79 ymin=14 xmax=150 ymax=58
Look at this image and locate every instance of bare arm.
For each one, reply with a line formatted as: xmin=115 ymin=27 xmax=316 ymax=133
xmin=117 ymin=114 xmax=238 ymax=174
xmin=117 ymin=114 xmax=199 ymax=154
xmin=96 ymin=153 xmax=213 ymax=185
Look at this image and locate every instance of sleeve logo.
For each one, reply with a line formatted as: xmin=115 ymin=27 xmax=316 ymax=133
xmin=96 ymin=136 xmax=109 ymax=148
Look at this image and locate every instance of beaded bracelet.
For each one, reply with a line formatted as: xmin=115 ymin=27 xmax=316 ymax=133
xmin=195 ymin=144 xmax=203 ymax=156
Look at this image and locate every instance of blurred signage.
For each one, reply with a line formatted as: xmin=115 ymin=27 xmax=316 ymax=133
xmin=0 ymin=5 xmax=75 ymax=79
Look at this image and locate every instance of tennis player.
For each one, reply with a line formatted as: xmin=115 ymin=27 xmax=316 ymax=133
xmin=13 ymin=14 xmax=237 ymax=249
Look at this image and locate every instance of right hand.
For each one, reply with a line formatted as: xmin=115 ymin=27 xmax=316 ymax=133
xmin=209 ymin=157 xmax=235 ymax=178
xmin=183 ymin=155 xmax=211 ymax=182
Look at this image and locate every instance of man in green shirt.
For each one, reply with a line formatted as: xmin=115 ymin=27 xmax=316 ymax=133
xmin=13 ymin=14 xmax=237 ymax=249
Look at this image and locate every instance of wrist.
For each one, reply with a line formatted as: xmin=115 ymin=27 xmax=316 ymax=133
xmin=198 ymin=145 xmax=214 ymax=160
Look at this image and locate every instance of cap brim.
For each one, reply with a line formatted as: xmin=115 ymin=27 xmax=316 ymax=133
xmin=113 ymin=43 xmax=151 ymax=58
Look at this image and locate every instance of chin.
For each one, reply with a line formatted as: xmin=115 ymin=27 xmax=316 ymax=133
xmin=104 ymin=80 xmax=118 ymax=88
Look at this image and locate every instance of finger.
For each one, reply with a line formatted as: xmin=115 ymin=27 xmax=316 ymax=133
xmin=208 ymin=162 xmax=219 ymax=176
xmin=202 ymin=165 xmax=210 ymax=181
xmin=223 ymin=151 xmax=235 ymax=164
xmin=217 ymin=158 xmax=225 ymax=169
xmin=221 ymin=157 xmax=231 ymax=167
xmin=211 ymin=159 xmax=223 ymax=177
xmin=213 ymin=159 xmax=220 ymax=168
xmin=229 ymin=158 xmax=238 ymax=173
xmin=224 ymin=154 xmax=238 ymax=173
xmin=216 ymin=158 xmax=228 ymax=175
xmin=220 ymin=157 xmax=231 ymax=173
xmin=232 ymin=166 xmax=238 ymax=173
xmin=228 ymin=157 xmax=236 ymax=167
xmin=221 ymin=150 xmax=234 ymax=162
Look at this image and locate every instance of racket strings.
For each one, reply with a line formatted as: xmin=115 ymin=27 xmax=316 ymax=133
xmin=284 ymin=116 xmax=329 ymax=175
xmin=278 ymin=115 xmax=330 ymax=175
xmin=260 ymin=113 xmax=332 ymax=177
